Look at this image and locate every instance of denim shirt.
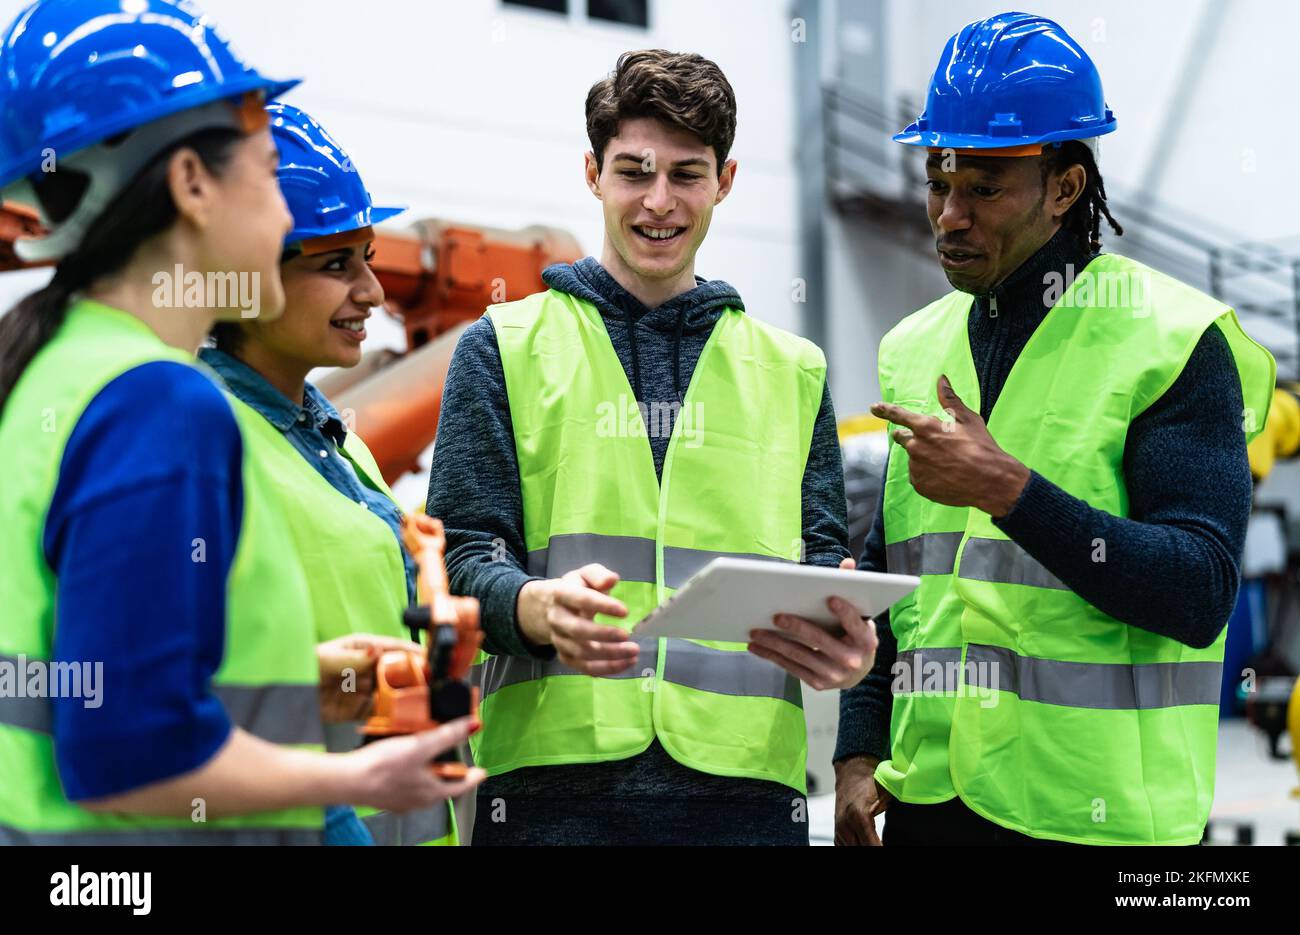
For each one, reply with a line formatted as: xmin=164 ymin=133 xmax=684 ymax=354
xmin=198 ymin=347 xmax=417 ymax=605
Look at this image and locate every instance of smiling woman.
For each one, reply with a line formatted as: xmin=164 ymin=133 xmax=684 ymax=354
xmin=199 ymin=102 xmax=460 ymax=847
xmin=0 ymin=0 xmax=481 ymax=850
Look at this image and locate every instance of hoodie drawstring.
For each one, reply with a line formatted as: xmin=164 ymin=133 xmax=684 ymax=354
xmin=671 ymin=308 xmax=686 ymax=404
xmin=624 ymin=306 xmax=644 ymax=401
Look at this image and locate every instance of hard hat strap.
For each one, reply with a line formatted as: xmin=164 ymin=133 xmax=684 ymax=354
xmin=11 ymin=93 xmax=266 ymax=263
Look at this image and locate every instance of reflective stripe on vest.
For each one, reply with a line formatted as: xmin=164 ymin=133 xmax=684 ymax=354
xmin=957 ymin=538 xmax=1065 ymax=590
xmin=0 ymin=824 xmax=323 ymax=846
xmin=964 ymin=644 xmax=1222 ymax=709
xmin=891 ymin=648 xmax=963 ymax=694
xmin=213 ymin=684 xmax=326 ymax=745
xmin=362 ymin=804 xmax=452 ymax=847
xmin=875 ymin=254 xmax=1276 ymax=843
xmin=885 ymin=532 xmax=963 ymax=577
xmin=888 ymin=646 xmax=1220 ymax=708
xmin=0 ymin=655 xmax=322 ymax=745
xmin=476 ymin=290 xmax=824 ymax=791
xmin=473 ymin=638 xmax=801 ymax=706
xmin=527 ymin=533 xmax=791 ymax=590
xmin=887 ymin=533 xmax=1065 ymax=590
xmin=0 ymin=301 xmax=325 ymax=844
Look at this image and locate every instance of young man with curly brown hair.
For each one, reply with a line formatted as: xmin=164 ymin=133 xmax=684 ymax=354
xmin=428 ymin=50 xmax=875 ymax=845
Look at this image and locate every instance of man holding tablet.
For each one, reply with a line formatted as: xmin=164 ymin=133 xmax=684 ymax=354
xmin=427 ymin=49 xmax=876 ymax=845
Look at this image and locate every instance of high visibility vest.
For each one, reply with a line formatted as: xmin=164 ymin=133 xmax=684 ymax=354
xmin=469 ymin=289 xmax=825 ymax=793
xmin=0 ymin=300 xmax=325 ymax=844
xmin=875 ymin=254 xmax=1275 ymax=844
xmin=228 ymin=402 xmax=457 ymax=845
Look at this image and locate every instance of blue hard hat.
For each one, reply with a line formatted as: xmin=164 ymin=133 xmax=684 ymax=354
xmin=268 ymin=103 xmax=404 ymax=252
xmin=895 ymin=11 xmax=1116 ymax=151
xmin=0 ymin=0 xmax=299 ymax=190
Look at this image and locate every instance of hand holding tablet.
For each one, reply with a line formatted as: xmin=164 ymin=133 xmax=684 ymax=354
xmin=632 ymin=556 xmax=919 ymax=691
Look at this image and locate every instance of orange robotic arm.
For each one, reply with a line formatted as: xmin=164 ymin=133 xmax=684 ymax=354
xmin=324 ymin=219 xmax=582 ymax=485
xmin=363 ymin=514 xmax=483 ymax=778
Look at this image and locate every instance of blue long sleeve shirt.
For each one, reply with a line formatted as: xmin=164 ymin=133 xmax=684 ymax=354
xmin=47 ymin=361 xmax=243 ymax=801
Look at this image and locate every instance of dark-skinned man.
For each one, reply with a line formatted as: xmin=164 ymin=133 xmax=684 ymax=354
xmin=833 ymin=12 xmax=1275 ymax=846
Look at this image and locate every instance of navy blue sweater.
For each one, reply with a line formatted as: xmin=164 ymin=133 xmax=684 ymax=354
xmin=426 ymin=258 xmax=849 ymax=841
xmin=834 ymin=228 xmax=1253 ymax=764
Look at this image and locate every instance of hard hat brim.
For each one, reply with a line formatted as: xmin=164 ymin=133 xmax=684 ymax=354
xmin=287 ymin=206 xmax=407 ymax=254
xmin=893 ymin=120 xmax=1116 ymax=151
xmin=368 ymin=206 xmax=407 ymax=227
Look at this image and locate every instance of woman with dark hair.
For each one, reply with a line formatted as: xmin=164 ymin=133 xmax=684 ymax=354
xmin=0 ymin=0 xmax=482 ymax=845
xmin=202 ymin=103 xmax=457 ymax=846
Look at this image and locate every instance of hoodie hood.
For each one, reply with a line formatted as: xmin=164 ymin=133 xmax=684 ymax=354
xmin=542 ymin=256 xmax=744 ymax=403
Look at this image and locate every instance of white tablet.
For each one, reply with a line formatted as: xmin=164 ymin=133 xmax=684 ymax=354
xmin=631 ymin=557 xmax=919 ymax=642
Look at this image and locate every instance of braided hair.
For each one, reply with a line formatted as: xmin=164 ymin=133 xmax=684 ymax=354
xmin=1040 ymin=140 xmax=1124 ymax=253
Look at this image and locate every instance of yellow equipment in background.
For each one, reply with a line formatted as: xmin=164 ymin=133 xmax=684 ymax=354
xmin=1248 ymin=383 xmax=1300 ymax=481
xmin=1291 ymin=681 xmax=1300 ymax=796
xmin=1246 ymin=384 xmax=1300 ymax=790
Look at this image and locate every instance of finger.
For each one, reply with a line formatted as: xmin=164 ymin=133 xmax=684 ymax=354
xmin=556 ymin=586 xmax=628 ymax=619
xmin=752 ymin=627 xmax=845 ymax=681
xmin=869 ymin=401 xmax=928 ymax=432
xmin=318 ymin=648 xmax=374 ymax=677
xmin=410 ymin=715 xmax=478 ymax=759
xmin=771 ymin=612 xmax=834 ymax=649
xmin=552 ymin=633 xmax=642 ymax=661
xmin=343 ymin=635 xmax=424 ymax=655
xmin=937 ymin=374 xmax=972 ymax=421
xmin=865 ymin=813 xmax=883 ymax=846
xmin=835 ymin=821 xmax=863 ymax=847
xmin=433 ymin=767 xmax=488 ymax=799
xmin=748 ymin=641 xmax=823 ymax=684
xmin=836 ymin=807 xmax=870 ymax=847
xmin=550 ymin=623 xmax=640 ymax=667
xmin=771 ymin=613 xmax=860 ymax=669
xmin=891 ymin=427 xmax=916 ymax=450
xmin=824 ymin=596 xmax=877 ymax=651
xmin=837 ymin=604 xmax=878 ymax=654
xmin=575 ymin=563 xmax=620 ymax=593
xmin=847 ymin=810 xmax=877 ymax=847
xmin=754 ymin=637 xmax=832 ymax=686
xmin=550 ymin=617 xmax=640 ymax=645
xmin=839 ymin=556 xmax=856 ymax=571
xmin=563 ymin=655 xmax=641 ymax=677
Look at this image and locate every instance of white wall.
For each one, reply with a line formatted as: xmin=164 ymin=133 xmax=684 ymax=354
xmin=0 ymin=0 xmax=809 ymax=504
xmin=0 ymin=0 xmax=805 ymax=334
xmin=5 ymin=0 xmax=1295 ymax=415
xmin=238 ymin=0 xmax=803 ymax=331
